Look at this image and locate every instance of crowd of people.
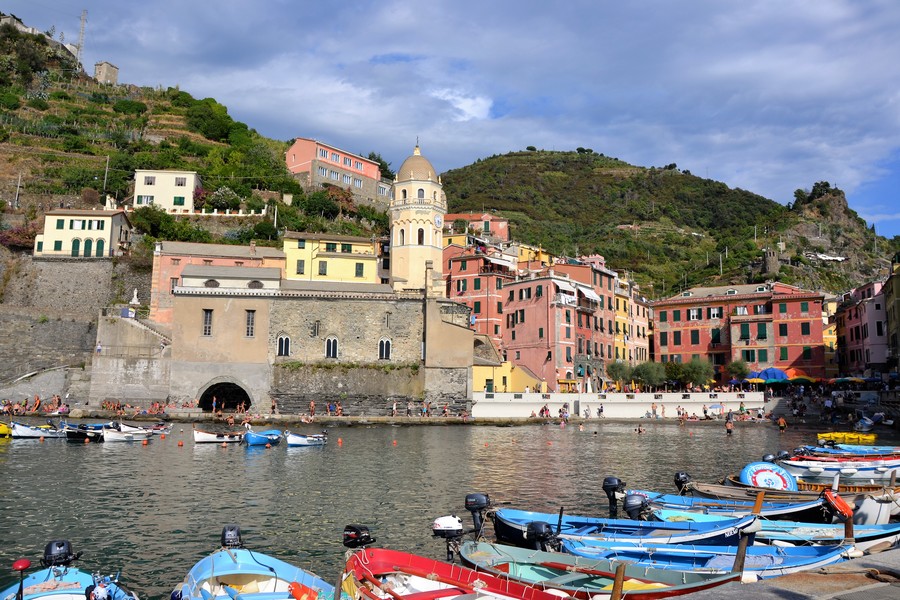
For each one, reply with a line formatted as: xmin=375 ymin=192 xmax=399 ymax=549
xmin=1 ymin=394 xmax=69 ymax=415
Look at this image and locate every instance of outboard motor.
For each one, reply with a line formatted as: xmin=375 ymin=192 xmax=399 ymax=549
xmin=432 ymin=515 xmax=465 ymax=561
xmin=221 ymin=525 xmax=243 ymax=549
xmin=673 ymin=472 xmax=692 ymax=495
xmin=464 ymin=493 xmax=491 ymax=533
xmin=792 ymin=447 xmax=810 ymax=457
xmin=342 ymin=524 xmax=375 ymax=548
xmin=822 ymin=439 xmax=836 ymax=448
xmin=525 ymin=521 xmax=557 ymax=552
xmin=776 ymin=450 xmax=791 ymax=461
xmin=623 ymin=494 xmax=651 ymax=521
xmin=40 ymin=540 xmax=80 ymax=568
xmin=762 ymin=454 xmax=776 ymax=463
xmin=602 ymin=477 xmax=626 ymax=518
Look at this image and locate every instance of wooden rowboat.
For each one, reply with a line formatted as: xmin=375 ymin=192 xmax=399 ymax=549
xmin=192 ymin=426 xmax=243 ymax=444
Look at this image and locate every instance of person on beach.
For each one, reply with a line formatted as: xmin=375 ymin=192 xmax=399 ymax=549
xmin=777 ymin=416 xmax=787 ymax=433
xmin=725 ymin=420 xmax=734 ymax=436
xmin=308 ymin=399 xmax=315 ymax=417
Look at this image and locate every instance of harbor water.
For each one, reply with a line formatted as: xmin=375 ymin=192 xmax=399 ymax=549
xmin=0 ymin=419 xmax=895 ymax=599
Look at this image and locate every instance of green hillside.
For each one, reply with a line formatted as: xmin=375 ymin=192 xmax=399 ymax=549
xmin=442 ymin=149 xmax=895 ymax=295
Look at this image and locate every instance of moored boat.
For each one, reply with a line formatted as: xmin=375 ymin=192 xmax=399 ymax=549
xmin=633 ymin=488 xmax=834 ymax=524
xmin=242 ymin=424 xmax=281 ymax=446
xmin=62 ymin=423 xmax=104 ymax=443
xmin=0 ymin=422 xmax=10 ymax=437
xmin=777 ymin=455 xmax=900 ymax=481
xmin=11 ymin=421 xmax=64 ymax=439
xmin=817 ymin=431 xmax=877 ymax=444
xmin=559 ymin=538 xmax=854 ymax=579
xmin=284 ymin=430 xmax=327 ymax=447
xmin=192 ymin=425 xmax=244 ymax=444
xmin=342 ymin=525 xmax=571 ymax=600
xmin=171 ymin=525 xmax=333 ymax=600
xmin=0 ymin=539 xmax=138 ymax=600
xmin=491 ymin=507 xmax=759 ymax=547
xmin=103 ymin=426 xmax=151 ymax=442
xmin=456 ymin=538 xmax=742 ymax=598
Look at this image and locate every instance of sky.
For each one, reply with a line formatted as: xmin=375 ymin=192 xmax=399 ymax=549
xmin=9 ymin=0 xmax=900 ymax=239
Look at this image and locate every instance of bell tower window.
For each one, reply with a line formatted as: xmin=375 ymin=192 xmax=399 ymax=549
xmin=417 ymin=188 xmax=425 ymax=199
xmin=401 ymin=189 xmax=407 ymax=199
xmin=418 ymin=228 xmax=425 ymax=245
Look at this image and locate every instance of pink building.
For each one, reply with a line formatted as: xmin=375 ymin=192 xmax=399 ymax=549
xmin=285 ymin=138 xmax=389 ymax=208
xmin=149 ymin=241 xmax=285 ymax=325
xmin=444 ymin=245 xmax=515 ymax=354
xmin=444 ymin=212 xmax=510 ymax=243
xmin=836 ymin=281 xmax=888 ymax=376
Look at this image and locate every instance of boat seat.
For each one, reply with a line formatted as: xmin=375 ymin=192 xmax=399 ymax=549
xmin=543 ymin=573 xmax=596 ymax=586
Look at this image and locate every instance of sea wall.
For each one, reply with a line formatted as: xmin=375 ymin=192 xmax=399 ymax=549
xmin=472 ymin=391 xmax=769 ymax=419
xmin=0 ymin=308 xmax=95 ymax=383
xmin=88 ymin=315 xmax=170 ymax=404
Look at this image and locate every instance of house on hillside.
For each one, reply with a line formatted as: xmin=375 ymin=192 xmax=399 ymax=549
xmin=94 ymin=61 xmax=118 ymax=85
xmin=133 ymin=169 xmax=202 ymax=213
xmin=285 ymin=138 xmax=391 ymax=209
xmin=33 ymin=208 xmax=132 ymax=258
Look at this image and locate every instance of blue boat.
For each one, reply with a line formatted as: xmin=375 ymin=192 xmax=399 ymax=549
xmin=171 ymin=525 xmax=334 ymax=600
xmin=242 ymin=425 xmax=282 ymax=446
xmin=559 ymin=538 xmax=853 ymax=579
xmin=0 ymin=539 xmax=137 ymax=600
xmin=491 ymin=507 xmax=759 ymax=548
xmin=652 ymin=508 xmax=900 ymax=553
xmin=631 ymin=489 xmax=833 ymax=523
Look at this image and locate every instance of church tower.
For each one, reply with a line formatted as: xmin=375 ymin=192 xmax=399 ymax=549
xmin=390 ymin=144 xmax=446 ymax=297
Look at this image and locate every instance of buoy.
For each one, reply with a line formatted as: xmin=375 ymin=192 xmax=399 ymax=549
xmin=484 ymin=443 xmax=489 ymax=447
xmin=392 ymin=440 xmax=397 ymax=446
xmin=178 ymin=440 xmax=184 ymax=447
xmin=547 ymin=441 xmax=552 ymax=445
xmin=160 ymin=434 xmax=166 ymax=440
xmin=337 ymin=438 xmax=343 ymax=446
xmin=142 ymin=439 xmax=148 ymax=446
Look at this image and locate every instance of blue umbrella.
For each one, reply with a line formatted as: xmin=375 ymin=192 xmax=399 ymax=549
xmin=757 ymin=367 xmax=788 ymax=381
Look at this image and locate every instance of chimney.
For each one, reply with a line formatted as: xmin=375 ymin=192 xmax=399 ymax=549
xmin=249 ymin=240 xmax=256 ymax=255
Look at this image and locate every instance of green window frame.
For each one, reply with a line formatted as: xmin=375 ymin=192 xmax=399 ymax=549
xmin=53 ymin=240 xmax=62 ymax=251
xmin=800 ymin=301 xmax=809 ymax=313
xmin=37 ymin=241 xmax=43 ymax=252
xmin=673 ymin=331 xmax=682 ymax=345
xmin=173 ymin=196 xmax=185 ymax=206
xmin=779 ymin=303 xmax=787 ymax=314
xmin=711 ymin=328 xmax=721 ymax=344
xmin=690 ymin=329 xmax=699 ymax=344
xmin=758 ymin=349 xmax=768 ymax=362
xmin=780 ymin=347 xmax=788 ymax=360
xmin=473 ymin=301 xmax=481 ymax=314
xmin=474 ymin=278 xmax=481 ymax=290
xmin=659 ymin=332 xmax=668 ymax=346
xmin=325 ymin=243 xmax=337 ymax=252
xmin=341 ymin=244 xmax=352 ymax=253
xmin=673 ymin=310 xmax=681 ymax=322
xmin=757 ymin=323 xmax=767 ymax=339
xmin=298 ymin=240 xmax=306 ymax=248
xmin=56 ymin=219 xmax=64 ymax=230
xmin=659 ymin=311 xmax=667 ymax=323
xmin=538 ymin=327 xmax=544 ymax=339
xmin=355 ymin=263 xmax=364 ymax=277
xmin=779 ymin=323 xmax=788 ymax=336
xmin=296 ymin=259 xmax=305 ymax=274
xmin=802 ymin=346 xmax=812 ymax=360
xmin=740 ymin=323 xmax=750 ymax=340
xmin=801 ymin=322 xmax=811 ymax=335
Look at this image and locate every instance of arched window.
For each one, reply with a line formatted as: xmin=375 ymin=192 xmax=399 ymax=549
xmin=71 ymin=239 xmax=81 ymax=257
xmin=83 ymin=238 xmax=93 ymax=257
xmin=248 ymin=280 xmax=263 ymax=289
xmin=379 ymin=338 xmax=392 ymax=360
xmin=401 ymin=189 xmax=407 ymax=200
xmin=277 ymin=336 xmax=291 ymax=357
xmin=95 ymin=239 xmax=105 ymax=257
xmin=399 ymin=229 xmax=405 ymax=245
xmin=325 ymin=336 xmax=339 ymax=359
xmin=204 ymin=279 xmax=220 ymax=288
xmin=417 ymin=188 xmax=425 ymax=199
xmin=417 ymin=228 xmax=425 ymax=245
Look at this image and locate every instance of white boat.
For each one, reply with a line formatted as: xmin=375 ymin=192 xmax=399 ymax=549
xmin=120 ymin=421 xmax=171 ymax=436
xmin=193 ymin=427 xmax=244 ymax=444
xmin=103 ymin=427 xmax=152 ymax=442
xmin=777 ymin=456 xmax=900 ymax=482
xmin=284 ymin=430 xmax=327 ymax=447
xmin=10 ymin=421 xmax=64 ymax=439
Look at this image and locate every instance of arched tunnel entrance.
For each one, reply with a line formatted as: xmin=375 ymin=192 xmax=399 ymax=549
xmin=198 ymin=382 xmax=252 ymax=412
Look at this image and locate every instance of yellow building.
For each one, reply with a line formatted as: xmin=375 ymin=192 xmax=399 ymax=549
xmin=614 ymin=279 xmax=631 ymax=363
xmin=513 ymin=243 xmax=553 ymax=267
xmin=282 ymin=232 xmax=380 ymax=283
xmin=390 ymin=145 xmax=446 ymax=297
xmin=822 ymin=296 xmax=840 ymax=378
xmin=34 ymin=208 xmax=132 ymax=258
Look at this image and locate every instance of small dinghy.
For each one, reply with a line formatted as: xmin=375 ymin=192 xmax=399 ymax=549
xmin=242 ymin=424 xmax=281 ymax=446
xmin=0 ymin=539 xmax=138 ymax=600
xmin=284 ymin=430 xmax=327 ymax=447
xmin=193 ymin=425 xmax=244 ymax=444
xmin=171 ymin=525 xmax=333 ymax=600
xmin=10 ymin=421 xmax=64 ymax=439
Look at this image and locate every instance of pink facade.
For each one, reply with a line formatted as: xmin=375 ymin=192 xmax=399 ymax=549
xmin=444 ymin=245 xmax=514 ymax=354
xmin=836 ymin=281 xmax=888 ymax=375
xmin=286 ymin=138 xmax=381 ymax=182
xmin=149 ymin=241 xmax=285 ymax=325
xmin=444 ymin=212 xmax=510 ymax=242
xmin=653 ymin=283 xmax=826 ymax=379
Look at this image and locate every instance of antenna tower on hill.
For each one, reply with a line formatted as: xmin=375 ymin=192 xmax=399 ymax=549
xmin=76 ymin=10 xmax=87 ymax=65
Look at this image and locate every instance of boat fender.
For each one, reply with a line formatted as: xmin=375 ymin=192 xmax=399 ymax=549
xmin=741 ymin=517 xmax=762 ymax=535
xmin=823 ymin=489 xmax=854 ymax=522
xmin=738 ymin=462 xmax=798 ymax=491
xmin=288 ymin=581 xmax=319 ymax=600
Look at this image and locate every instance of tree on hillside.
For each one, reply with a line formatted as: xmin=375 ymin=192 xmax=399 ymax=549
xmin=367 ymin=152 xmax=395 ymax=180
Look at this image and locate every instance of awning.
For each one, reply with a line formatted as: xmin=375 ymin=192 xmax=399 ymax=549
xmin=555 ymin=281 xmax=576 ymax=294
xmin=578 ymin=286 xmax=601 ymax=301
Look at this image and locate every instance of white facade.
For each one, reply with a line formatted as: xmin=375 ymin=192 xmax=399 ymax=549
xmin=133 ymin=170 xmax=202 ymax=213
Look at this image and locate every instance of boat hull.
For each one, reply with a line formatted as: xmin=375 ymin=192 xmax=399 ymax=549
xmin=458 ymin=540 xmax=741 ymax=599
xmin=285 ymin=432 xmax=327 ymax=446
xmin=173 ymin=547 xmax=333 ymax=600
xmin=193 ymin=429 xmax=244 ymax=444
xmin=10 ymin=422 xmax=64 ymax=439
xmin=492 ymin=507 xmax=758 ymax=547
xmin=243 ymin=429 xmax=282 ymax=446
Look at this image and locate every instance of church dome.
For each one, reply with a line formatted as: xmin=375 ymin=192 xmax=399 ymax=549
xmin=397 ymin=145 xmax=438 ymax=182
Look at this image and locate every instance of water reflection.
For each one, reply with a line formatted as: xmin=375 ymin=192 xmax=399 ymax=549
xmin=1 ymin=421 xmax=893 ymax=599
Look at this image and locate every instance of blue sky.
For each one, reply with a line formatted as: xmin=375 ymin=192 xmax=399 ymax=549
xmin=11 ymin=0 xmax=900 ymax=238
